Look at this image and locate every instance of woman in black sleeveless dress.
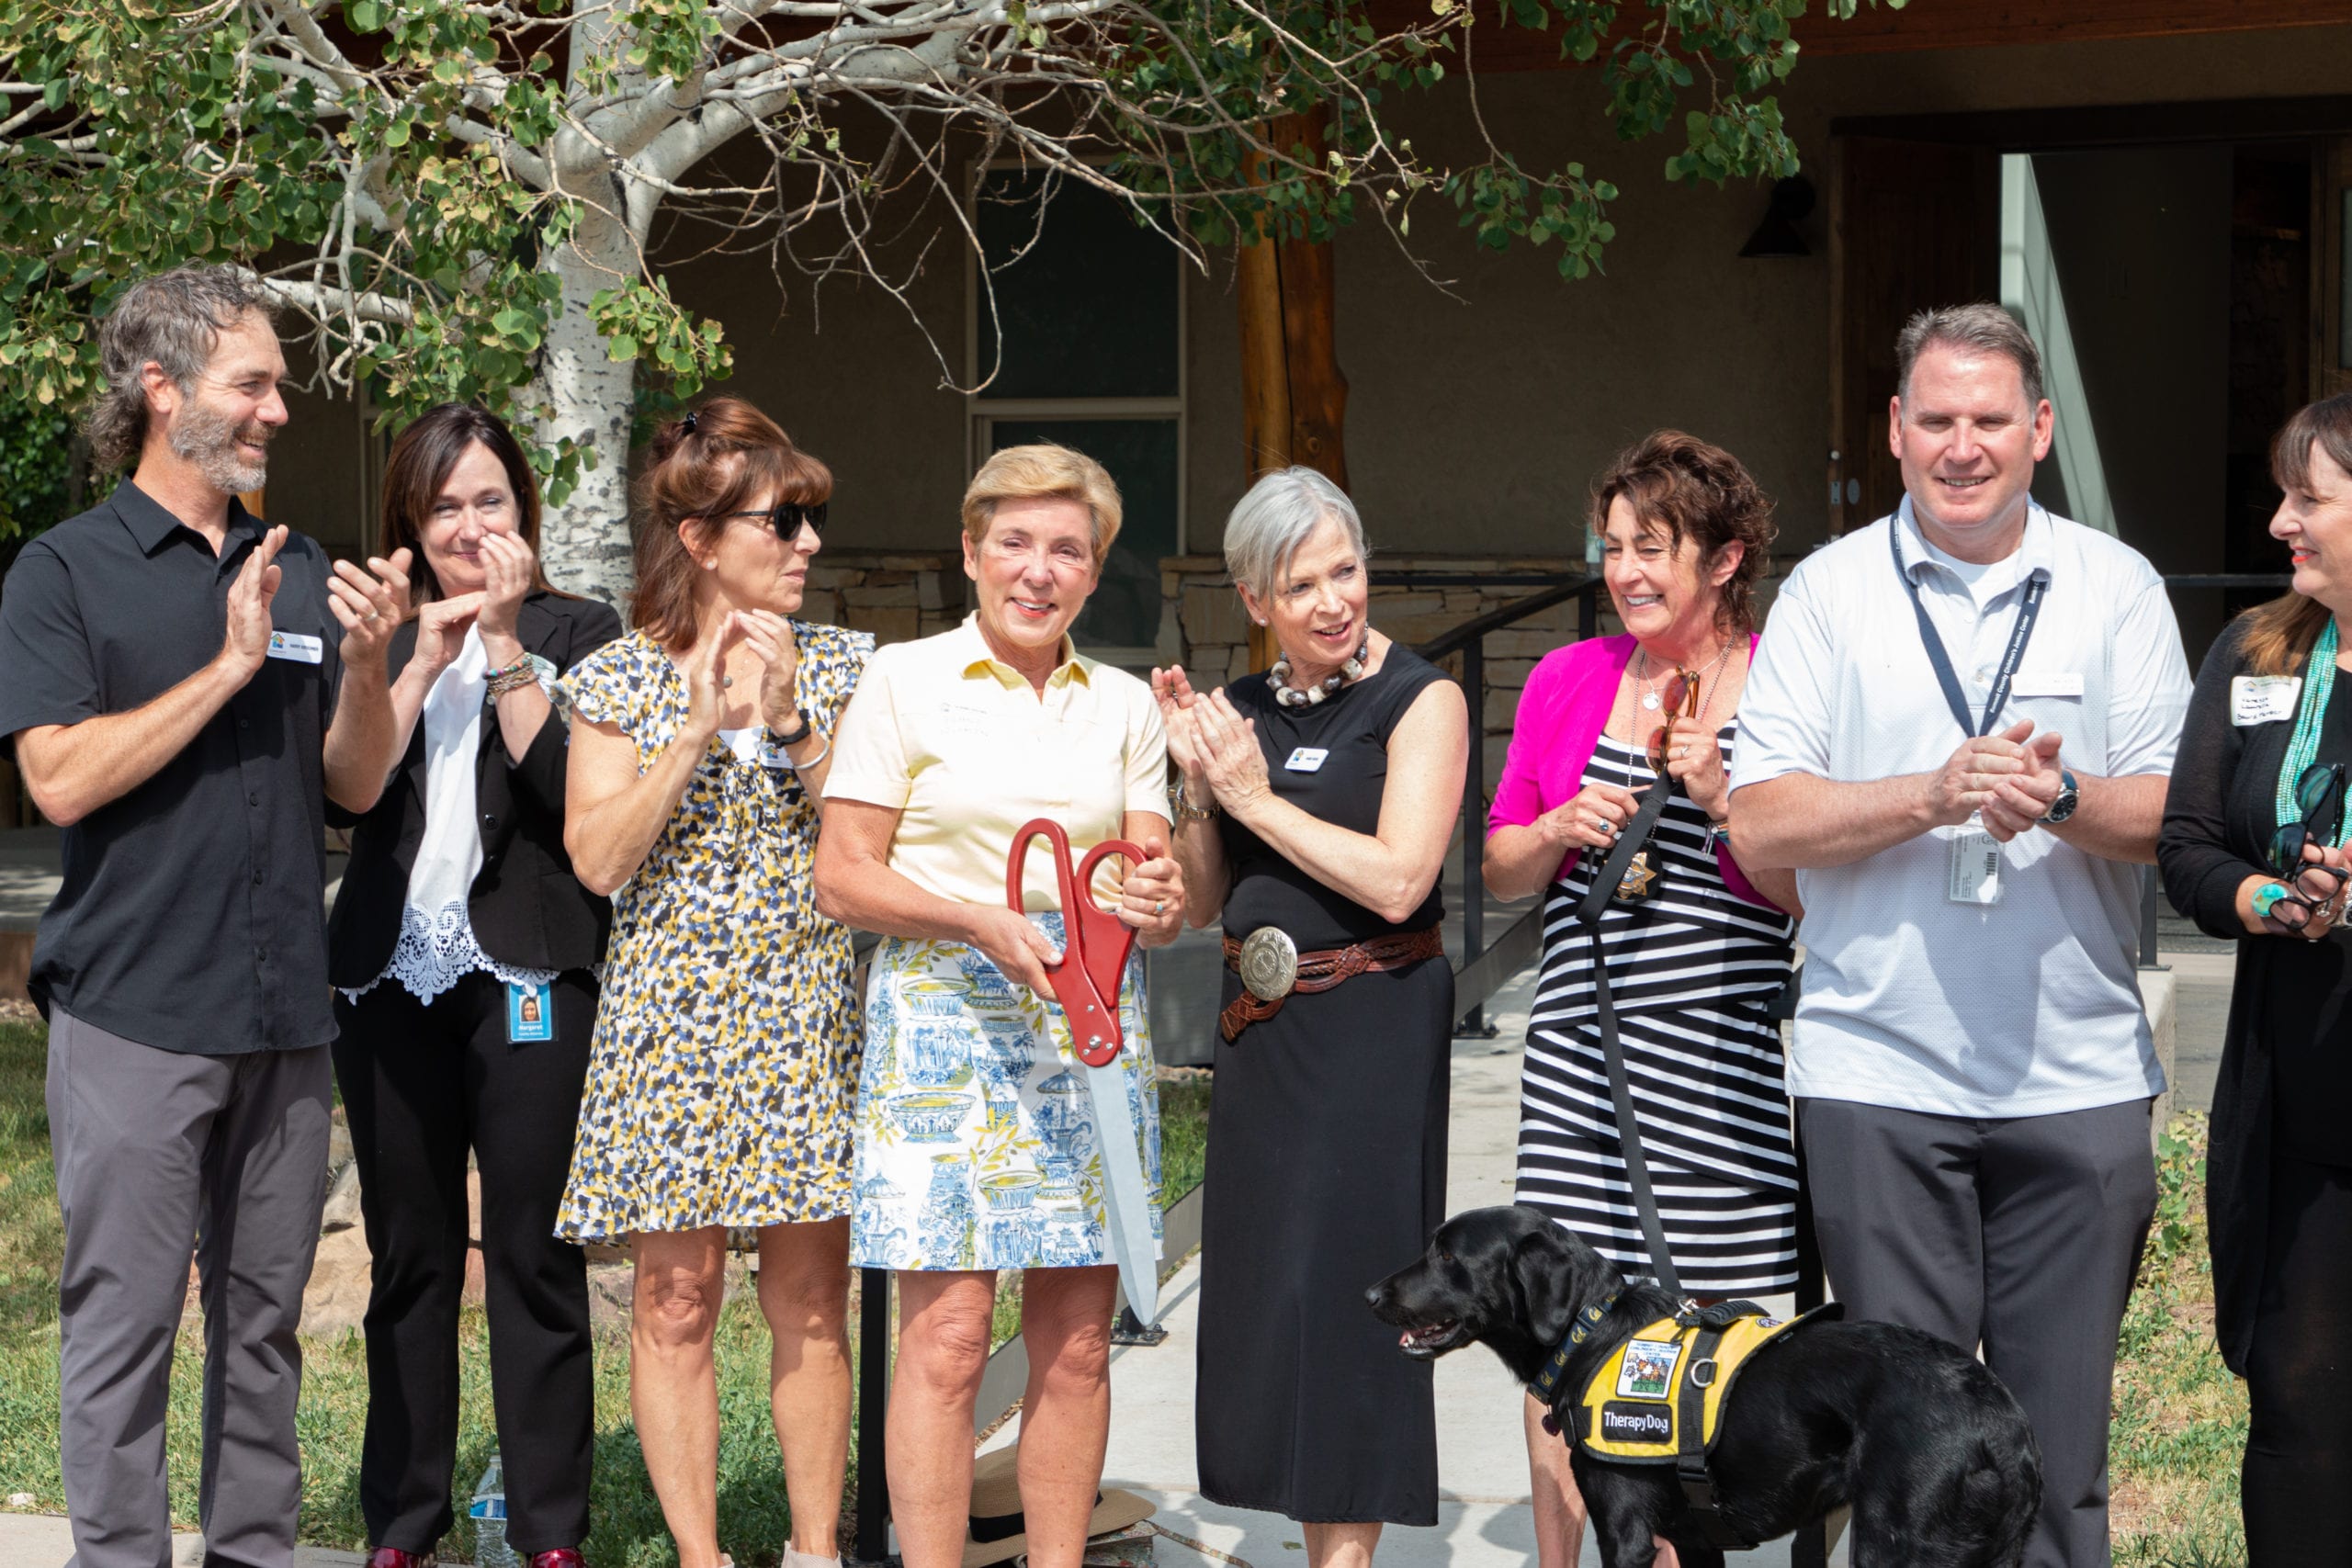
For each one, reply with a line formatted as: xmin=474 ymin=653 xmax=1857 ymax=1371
xmin=1157 ymin=468 xmax=1468 ymax=1568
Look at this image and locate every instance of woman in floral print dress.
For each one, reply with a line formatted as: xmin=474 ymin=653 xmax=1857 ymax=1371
xmin=559 ymin=399 xmax=869 ymax=1568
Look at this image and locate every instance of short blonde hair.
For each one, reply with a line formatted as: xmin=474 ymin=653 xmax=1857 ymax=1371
xmin=962 ymin=444 xmax=1124 ymax=566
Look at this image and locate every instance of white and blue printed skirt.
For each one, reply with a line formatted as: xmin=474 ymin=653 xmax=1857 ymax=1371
xmin=850 ymin=911 xmax=1164 ymax=1272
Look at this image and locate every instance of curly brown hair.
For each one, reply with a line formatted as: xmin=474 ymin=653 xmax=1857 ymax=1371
xmin=1587 ymin=430 xmax=1778 ymax=635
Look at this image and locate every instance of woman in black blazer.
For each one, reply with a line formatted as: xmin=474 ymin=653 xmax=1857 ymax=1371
xmin=326 ymin=404 xmax=622 ymax=1568
xmin=2157 ymin=391 xmax=2352 ymax=1565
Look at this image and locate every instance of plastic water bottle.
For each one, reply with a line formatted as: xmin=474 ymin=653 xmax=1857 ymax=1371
xmin=469 ymin=1452 xmax=518 ymax=1568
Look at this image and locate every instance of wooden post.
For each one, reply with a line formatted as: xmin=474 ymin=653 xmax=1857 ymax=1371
xmin=1276 ymin=107 xmax=1349 ymax=493
xmin=1236 ymin=106 xmax=1350 ymax=670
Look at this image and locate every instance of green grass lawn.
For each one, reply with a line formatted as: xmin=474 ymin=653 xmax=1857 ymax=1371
xmin=2109 ymin=1115 xmax=2250 ymax=1568
xmin=0 ymin=1019 xmax=1212 ymax=1566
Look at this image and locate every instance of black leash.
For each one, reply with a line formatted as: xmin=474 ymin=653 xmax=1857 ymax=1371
xmin=1573 ymin=773 xmax=1680 ymax=1297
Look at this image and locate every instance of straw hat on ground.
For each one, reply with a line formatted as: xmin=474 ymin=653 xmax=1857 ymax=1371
xmin=962 ymin=1443 xmax=1157 ymax=1568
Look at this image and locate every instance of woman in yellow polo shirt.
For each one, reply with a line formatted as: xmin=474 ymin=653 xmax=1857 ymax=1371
xmin=814 ymin=444 xmax=1184 ymax=1568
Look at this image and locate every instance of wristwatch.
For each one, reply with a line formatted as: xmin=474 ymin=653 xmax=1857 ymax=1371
xmin=769 ymin=709 xmax=814 ymax=748
xmin=2041 ymin=768 xmax=2079 ymax=825
xmin=1168 ymin=780 xmax=1218 ymax=821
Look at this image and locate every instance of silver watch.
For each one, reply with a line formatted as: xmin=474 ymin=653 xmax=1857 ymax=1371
xmin=2041 ymin=768 xmax=2079 ymax=825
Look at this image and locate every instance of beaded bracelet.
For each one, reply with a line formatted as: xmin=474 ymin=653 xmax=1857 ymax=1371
xmin=484 ymin=656 xmax=539 ymax=698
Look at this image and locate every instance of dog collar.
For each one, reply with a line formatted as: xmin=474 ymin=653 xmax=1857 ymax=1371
xmin=1531 ymin=1291 xmax=1621 ymax=1408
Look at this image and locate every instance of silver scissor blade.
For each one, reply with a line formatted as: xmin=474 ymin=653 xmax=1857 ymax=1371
xmin=1081 ymin=1058 xmax=1158 ymax=1325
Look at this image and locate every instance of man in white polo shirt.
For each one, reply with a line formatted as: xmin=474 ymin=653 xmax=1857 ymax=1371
xmin=1728 ymin=303 xmax=2191 ymax=1568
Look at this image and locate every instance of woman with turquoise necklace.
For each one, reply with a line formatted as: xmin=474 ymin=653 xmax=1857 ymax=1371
xmin=2159 ymin=390 xmax=2352 ymax=1565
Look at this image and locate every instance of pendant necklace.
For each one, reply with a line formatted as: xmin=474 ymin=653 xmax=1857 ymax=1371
xmin=1271 ymin=633 xmax=1372 ymax=708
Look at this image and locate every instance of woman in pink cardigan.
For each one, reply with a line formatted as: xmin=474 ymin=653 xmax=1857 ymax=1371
xmin=1483 ymin=432 xmax=1802 ymax=1568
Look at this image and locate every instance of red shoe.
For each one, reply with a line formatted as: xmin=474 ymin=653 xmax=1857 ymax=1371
xmin=363 ymin=1551 xmax=436 ymax=1568
xmin=529 ymin=1552 xmax=587 ymax=1568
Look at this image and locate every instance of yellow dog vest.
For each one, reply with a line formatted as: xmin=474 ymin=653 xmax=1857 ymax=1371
xmin=1575 ymin=1305 xmax=1830 ymax=1462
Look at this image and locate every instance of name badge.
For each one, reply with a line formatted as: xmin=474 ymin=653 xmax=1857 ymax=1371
xmin=760 ymin=736 xmax=795 ymax=771
xmin=266 ymin=630 xmax=323 ymax=665
xmin=2233 ymin=675 xmax=2302 ymax=727
xmin=505 ymin=980 xmax=553 ymax=1043
xmin=1947 ymin=824 xmax=2003 ymax=906
xmin=1284 ymin=747 xmax=1329 ymax=773
xmin=2011 ymin=671 xmax=2085 ymax=698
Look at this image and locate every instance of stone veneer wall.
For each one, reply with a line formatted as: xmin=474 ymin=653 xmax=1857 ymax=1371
xmin=798 ymin=550 xmax=968 ymax=644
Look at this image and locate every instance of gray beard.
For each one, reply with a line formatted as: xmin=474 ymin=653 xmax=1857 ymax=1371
xmin=167 ymin=400 xmax=268 ymax=495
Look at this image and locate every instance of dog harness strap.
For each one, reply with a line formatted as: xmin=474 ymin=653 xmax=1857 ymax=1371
xmin=1571 ymin=774 xmax=1681 ymax=1294
xmin=1573 ymin=1304 xmax=1841 ymax=1464
xmin=1675 ymin=1322 xmax=1746 ymax=1547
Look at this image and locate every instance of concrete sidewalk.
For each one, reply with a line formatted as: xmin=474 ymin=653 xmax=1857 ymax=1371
xmin=985 ymin=963 xmax=1835 ymax=1568
xmin=0 ymin=1512 xmax=364 ymax=1568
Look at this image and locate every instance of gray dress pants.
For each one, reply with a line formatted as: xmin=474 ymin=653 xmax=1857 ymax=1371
xmin=47 ymin=1007 xmax=332 ymax=1568
xmin=1796 ymin=1096 xmax=2156 ymax=1568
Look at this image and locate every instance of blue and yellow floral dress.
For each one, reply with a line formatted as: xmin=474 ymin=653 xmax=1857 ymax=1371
xmin=555 ymin=623 xmax=872 ymax=1240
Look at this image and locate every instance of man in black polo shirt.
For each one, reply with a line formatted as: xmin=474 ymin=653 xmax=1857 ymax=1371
xmin=0 ymin=265 xmax=411 ymax=1568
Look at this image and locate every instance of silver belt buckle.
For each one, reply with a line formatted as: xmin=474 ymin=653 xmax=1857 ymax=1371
xmin=1238 ymin=927 xmax=1299 ymax=1002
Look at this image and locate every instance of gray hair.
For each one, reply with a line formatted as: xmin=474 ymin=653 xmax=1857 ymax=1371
xmin=1894 ymin=302 xmax=2045 ymax=411
xmin=1222 ymin=467 xmax=1368 ymax=598
xmin=88 ymin=265 xmax=280 ymax=469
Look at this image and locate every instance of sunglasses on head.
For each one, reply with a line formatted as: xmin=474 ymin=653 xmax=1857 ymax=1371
xmin=721 ymin=499 xmax=828 ymax=540
xmin=1645 ymin=668 xmax=1701 ymax=773
xmin=2269 ymin=761 xmax=2349 ymax=878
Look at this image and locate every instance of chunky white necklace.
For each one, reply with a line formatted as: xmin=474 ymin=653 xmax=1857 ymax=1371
xmin=1270 ymin=633 xmax=1371 ymax=707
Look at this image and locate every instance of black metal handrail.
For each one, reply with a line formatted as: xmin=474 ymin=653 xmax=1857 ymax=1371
xmin=1416 ymin=571 xmax=1607 ymax=1034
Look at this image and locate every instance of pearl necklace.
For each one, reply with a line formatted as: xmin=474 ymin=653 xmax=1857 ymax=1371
xmin=1270 ymin=633 xmax=1371 ymax=707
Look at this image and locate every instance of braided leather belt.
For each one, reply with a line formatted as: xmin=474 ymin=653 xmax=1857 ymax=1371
xmin=1218 ymin=925 xmax=1446 ymax=1042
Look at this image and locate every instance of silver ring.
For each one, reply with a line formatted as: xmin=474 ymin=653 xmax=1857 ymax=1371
xmin=1155 ymin=900 xmax=1166 ymax=916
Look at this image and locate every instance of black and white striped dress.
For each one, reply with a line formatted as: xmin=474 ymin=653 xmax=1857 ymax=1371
xmin=1515 ymin=728 xmax=1799 ymax=1295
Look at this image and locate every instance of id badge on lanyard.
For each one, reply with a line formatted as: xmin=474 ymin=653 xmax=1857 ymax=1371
xmin=506 ymin=980 xmax=553 ymax=1043
xmin=1892 ymin=525 xmax=2047 ymax=908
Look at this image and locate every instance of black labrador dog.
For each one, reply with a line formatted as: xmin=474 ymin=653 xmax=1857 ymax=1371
xmin=1366 ymin=1205 xmax=2041 ymax=1568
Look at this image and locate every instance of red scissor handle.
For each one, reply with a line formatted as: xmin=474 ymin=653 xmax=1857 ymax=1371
xmin=1006 ymin=818 xmax=1144 ymax=1067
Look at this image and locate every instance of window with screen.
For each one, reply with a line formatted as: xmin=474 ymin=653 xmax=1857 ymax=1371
xmin=971 ymin=166 xmax=1182 ymax=658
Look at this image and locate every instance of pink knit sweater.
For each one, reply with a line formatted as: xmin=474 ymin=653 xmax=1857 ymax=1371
xmin=1486 ymin=632 xmax=1781 ymax=911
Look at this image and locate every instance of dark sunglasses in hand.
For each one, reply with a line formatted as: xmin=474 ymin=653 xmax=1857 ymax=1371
xmin=2268 ymin=761 xmax=2349 ymax=878
xmin=722 ymin=499 xmax=828 ymax=540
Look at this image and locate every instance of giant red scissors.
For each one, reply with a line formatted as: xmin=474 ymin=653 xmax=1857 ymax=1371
xmin=1005 ymin=818 xmax=1143 ymax=1067
xmin=1004 ymin=817 xmax=1159 ymax=1324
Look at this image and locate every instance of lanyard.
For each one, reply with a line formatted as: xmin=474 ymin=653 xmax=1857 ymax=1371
xmin=1889 ymin=519 xmax=2048 ymax=739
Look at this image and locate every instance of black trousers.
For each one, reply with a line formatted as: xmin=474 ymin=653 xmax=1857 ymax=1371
xmin=332 ymin=968 xmax=597 ymax=1554
xmin=2243 ymin=1156 xmax=2352 ymax=1566
xmin=1795 ymin=1097 xmax=2157 ymax=1568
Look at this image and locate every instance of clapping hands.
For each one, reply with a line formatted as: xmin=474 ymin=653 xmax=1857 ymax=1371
xmin=1151 ymin=665 xmax=1269 ymax=817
